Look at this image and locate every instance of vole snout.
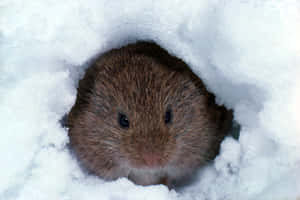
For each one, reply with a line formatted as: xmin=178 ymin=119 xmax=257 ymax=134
xmin=122 ymin=128 xmax=175 ymax=168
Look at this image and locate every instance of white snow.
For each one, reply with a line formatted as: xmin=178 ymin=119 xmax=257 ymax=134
xmin=1 ymin=0 xmax=300 ymax=199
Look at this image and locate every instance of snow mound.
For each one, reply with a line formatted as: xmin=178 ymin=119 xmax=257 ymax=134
xmin=1 ymin=0 xmax=300 ymax=199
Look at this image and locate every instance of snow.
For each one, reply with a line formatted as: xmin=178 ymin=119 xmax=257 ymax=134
xmin=1 ymin=0 xmax=300 ymax=199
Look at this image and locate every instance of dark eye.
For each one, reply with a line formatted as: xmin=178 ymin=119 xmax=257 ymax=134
xmin=118 ymin=113 xmax=129 ymax=128
xmin=165 ymin=109 xmax=172 ymax=124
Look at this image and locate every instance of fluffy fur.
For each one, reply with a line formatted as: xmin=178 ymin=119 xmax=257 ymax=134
xmin=67 ymin=42 xmax=232 ymax=187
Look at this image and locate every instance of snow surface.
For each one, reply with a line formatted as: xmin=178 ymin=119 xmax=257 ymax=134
xmin=1 ymin=0 xmax=300 ymax=199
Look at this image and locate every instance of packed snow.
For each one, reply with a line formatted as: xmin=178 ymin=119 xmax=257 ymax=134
xmin=1 ymin=0 xmax=300 ymax=199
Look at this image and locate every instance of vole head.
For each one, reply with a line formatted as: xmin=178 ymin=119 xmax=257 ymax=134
xmin=67 ymin=42 xmax=232 ymax=182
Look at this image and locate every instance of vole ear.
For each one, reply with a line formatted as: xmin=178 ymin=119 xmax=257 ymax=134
xmin=60 ymin=114 xmax=69 ymax=128
xmin=206 ymin=93 xmax=216 ymax=107
xmin=219 ymin=108 xmax=233 ymax=130
xmin=217 ymin=107 xmax=241 ymax=140
xmin=207 ymin=97 xmax=234 ymax=135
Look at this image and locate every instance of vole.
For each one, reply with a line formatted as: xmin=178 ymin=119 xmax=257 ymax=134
xmin=67 ymin=41 xmax=233 ymax=187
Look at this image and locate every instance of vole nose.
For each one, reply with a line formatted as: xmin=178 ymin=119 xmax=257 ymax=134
xmin=142 ymin=153 xmax=162 ymax=167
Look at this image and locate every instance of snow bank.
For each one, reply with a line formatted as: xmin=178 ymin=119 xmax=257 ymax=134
xmin=1 ymin=0 xmax=300 ymax=199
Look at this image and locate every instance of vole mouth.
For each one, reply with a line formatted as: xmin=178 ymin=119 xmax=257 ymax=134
xmin=129 ymin=159 xmax=167 ymax=169
xmin=141 ymin=152 xmax=166 ymax=167
xmin=126 ymin=163 xmax=184 ymax=187
xmin=125 ymin=161 xmax=168 ymax=178
xmin=126 ymin=151 xmax=170 ymax=169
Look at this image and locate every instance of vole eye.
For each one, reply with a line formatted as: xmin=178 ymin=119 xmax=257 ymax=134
xmin=165 ymin=109 xmax=172 ymax=124
xmin=118 ymin=113 xmax=129 ymax=128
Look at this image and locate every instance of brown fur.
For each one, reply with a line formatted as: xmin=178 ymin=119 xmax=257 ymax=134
xmin=67 ymin=41 xmax=233 ymax=187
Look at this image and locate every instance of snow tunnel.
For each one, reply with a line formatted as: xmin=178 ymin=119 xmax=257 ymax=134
xmin=1 ymin=1 xmax=300 ymax=200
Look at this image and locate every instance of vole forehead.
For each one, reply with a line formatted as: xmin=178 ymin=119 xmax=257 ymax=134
xmin=98 ymin=55 xmax=195 ymax=112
